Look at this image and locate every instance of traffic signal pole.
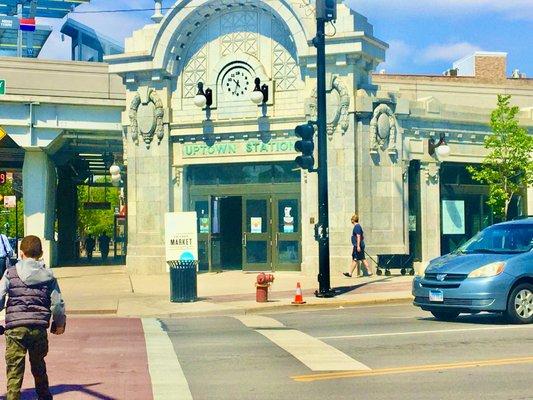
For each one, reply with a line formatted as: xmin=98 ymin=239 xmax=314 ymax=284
xmin=314 ymin=18 xmax=335 ymax=298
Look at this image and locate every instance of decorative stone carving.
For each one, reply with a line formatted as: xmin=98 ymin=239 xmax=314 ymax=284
xmin=220 ymin=12 xmax=258 ymax=57
xmin=369 ymin=104 xmax=398 ymax=154
xmin=295 ymin=0 xmax=315 ymax=17
xmin=271 ymin=18 xmax=298 ymax=91
xmin=273 ymin=43 xmax=298 ymax=91
xmin=129 ymin=89 xmax=164 ymax=149
xmin=332 ymin=76 xmax=350 ymax=135
xmin=183 ymin=44 xmax=207 ymax=98
xmin=307 ymin=76 xmax=350 ymax=138
xmin=421 ymin=162 xmax=440 ymax=184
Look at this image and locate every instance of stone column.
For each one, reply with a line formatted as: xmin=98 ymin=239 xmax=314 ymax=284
xmin=125 ymin=86 xmax=171 ymax=274
xmin=22 ymin=149 xmax=57 ymax=266
xmin=418 ymin=161 xmax=441 ymax=273
xmin=172 ymin=165 xmax=186 ymax=213
xmin=56 ymin=166 xmax=78 ymax=264
xmin=300 ymin=169 xmax=319 ymax=277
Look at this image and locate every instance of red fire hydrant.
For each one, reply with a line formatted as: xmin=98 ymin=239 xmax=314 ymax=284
xmin=256 ymin=273 xmax=275 ymax=302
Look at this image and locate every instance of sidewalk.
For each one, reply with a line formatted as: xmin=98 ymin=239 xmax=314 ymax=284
xmin=52 ymin=265 xmax=414 ymax=317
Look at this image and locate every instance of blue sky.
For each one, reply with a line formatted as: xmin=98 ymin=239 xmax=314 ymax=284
xmin=39 ymin=0 xmax=533 ymax=76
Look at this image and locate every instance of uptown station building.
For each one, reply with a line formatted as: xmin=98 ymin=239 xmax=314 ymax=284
xmin=1 ymin=0 xmax=532 ymax=275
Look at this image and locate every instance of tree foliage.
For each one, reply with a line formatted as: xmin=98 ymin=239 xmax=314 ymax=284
xmin=0 ymin=179 xmax=24 ymax=238
xmin=466 ymin=95 xmax=533 ymax=220
xmin=77 ymin=182 xmax=120 ymax=237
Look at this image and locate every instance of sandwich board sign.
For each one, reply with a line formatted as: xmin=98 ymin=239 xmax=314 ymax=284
xmin=165 ymin=212 xmax=198 ymax=270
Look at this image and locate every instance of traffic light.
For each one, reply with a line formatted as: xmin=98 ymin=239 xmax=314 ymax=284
xmin=294 ymin=122 xmax=315 ymax=171
xmin=316 ymin=0 xmax=337 ymax=22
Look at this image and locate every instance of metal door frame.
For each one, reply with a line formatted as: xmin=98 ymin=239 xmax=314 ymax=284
xmin=242 ymin=194 xmax=272 ymax=271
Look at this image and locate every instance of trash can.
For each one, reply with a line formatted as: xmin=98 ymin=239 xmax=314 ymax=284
xmin=169 ymin=260 xmax=197 ymax=302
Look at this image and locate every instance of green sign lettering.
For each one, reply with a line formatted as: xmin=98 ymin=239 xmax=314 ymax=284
xmin=182 ymin=139 xmax=296 ymax=158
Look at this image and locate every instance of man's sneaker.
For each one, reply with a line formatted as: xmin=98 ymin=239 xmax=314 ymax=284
xmin=343 ymin=272 xmax=352 ymax=278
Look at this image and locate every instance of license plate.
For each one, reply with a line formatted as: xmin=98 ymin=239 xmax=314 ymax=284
xmin=429 ymin=290 xmax=444 ymax=302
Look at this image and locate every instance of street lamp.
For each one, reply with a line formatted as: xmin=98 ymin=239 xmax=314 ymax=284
xmin=109 ymin=164 xmax=122 ymax=186
xmin=194 ymin=82 xmax=213 ymax=109
xmin=428 ymin=133 xmax=451 ymax=159
xmin=249 ymin=78 xmax=269 ymax=105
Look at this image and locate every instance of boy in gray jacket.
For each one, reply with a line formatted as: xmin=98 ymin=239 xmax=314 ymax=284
xmin=0 ymin=235 xmax=66 ymax=400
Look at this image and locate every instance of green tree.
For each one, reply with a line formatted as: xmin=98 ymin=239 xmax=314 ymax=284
xmin=467 ymin=95 xmax=533 ymax=220
xmin=0 ymin=179 xmax=24 ymax=238
xmin=77 ymin=181 xmax=120 ymax=237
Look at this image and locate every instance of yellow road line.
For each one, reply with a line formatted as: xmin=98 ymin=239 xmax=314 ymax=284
xmin=291 ymin=356 xmax=533 ymax=382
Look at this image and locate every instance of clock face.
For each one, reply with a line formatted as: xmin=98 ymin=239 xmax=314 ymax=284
xmin=222 ymin=67 xmax=253 ymax=98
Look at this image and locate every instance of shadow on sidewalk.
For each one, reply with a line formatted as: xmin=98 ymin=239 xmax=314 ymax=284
xmin=333 ymin=277 xmax=393 ymax=296
xmin=11 ymin=383 xmax=117 ymax=400
xmin=54 ymin=257 xmax=125 ymax=268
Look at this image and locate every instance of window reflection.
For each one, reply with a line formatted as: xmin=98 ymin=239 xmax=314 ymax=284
xmin=278 ymin=241 xmax=299 ymax=263
xmin=188 ymin=162 xmax=300 ymax=185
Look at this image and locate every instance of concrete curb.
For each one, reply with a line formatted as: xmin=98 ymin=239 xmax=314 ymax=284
xmin=68 ymin=309 xmax=117 ymax=315
xmin=66 ymin=295 xmax=414 ymax=318
xmin=242 ymin=296 xmax=414 ymax=315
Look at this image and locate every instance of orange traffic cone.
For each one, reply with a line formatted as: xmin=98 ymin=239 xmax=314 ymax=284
xmin=291 ymin=282 xmax=306 ymax=305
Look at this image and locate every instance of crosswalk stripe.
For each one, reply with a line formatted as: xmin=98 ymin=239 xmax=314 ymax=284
xmin=234 ymin=315 xmax=371 ymax=372
xmin=142 ymin=318 xmax=193 ymax=400
xmin=233 ymin=315 xmax=285 ymax=329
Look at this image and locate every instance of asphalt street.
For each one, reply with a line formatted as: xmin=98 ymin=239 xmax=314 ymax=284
xmin=164 ymin=304 xmax=533 ymax=400
xmin=0 ymin=305 xmax=531 ymax=399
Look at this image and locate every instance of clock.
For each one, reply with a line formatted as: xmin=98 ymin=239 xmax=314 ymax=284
xmin=221 ymin=66 xmax=253 ymax=99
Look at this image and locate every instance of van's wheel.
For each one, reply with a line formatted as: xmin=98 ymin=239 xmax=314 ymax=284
xmin=430 ymin=310 xmax=460 ymax=321
xmin=506 ymin=284 xmax=533 ymax=324
xmin=377 ymin=269 xmax=382 ymax=276
xmin=401 ymin=268 xmax=406 ymax=276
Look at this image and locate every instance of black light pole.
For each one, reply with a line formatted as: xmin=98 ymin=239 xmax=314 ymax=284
xmin=314 ymin=17 xmax=334 ymax=298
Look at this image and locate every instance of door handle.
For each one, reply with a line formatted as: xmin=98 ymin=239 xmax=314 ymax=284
xmin=242 ymin=233 xmax=247 ymax=247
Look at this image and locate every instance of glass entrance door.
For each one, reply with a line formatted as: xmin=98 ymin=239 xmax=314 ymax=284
xmin=272 ymin=195 xmax=301 ymax=271
xmin=242 ymin=196 xmax=271 ymax=271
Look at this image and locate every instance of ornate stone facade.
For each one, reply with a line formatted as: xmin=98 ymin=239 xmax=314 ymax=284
xmin=307 ymin=76 xmax=351 ymax=137
xmin=129 ymin=88 xmax=164 ymax=148
xmin=369 ymin=103 xmax=398 ymax=155
xmin=106 ymin=0 xmax=533 ymax=276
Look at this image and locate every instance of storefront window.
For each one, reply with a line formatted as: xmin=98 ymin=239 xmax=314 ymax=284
xmin=187 ymin=162 xmax=300 ymax=185
xmin=440 ymin=162 xmax=498 ymax=254
xmin=278 ymin=241 xmax=299 ymax=263
xmin=277 ymin=199 xmax=299 ymax=233
xmin=246 ymin=242 xmax=267 ymax=263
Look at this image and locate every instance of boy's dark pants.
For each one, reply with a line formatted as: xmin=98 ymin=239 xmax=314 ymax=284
xmin=5 ymin=327 xmax=52 ymax=400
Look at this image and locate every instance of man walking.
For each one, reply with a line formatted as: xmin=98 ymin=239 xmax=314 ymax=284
xmin=0 ymin=231 xmax=13 ymax=277
xmin=0 ymin=235 xmax=66 ymax=400
xmin=98 ymin=232 xmax=111 ymax=262
xmin=84 ymin=234 xmax=95 ymax=262
xmin=344 ymin=214 xmax=373 ymax=278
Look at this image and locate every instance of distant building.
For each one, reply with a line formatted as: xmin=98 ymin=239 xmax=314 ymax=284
xmin=0 ymin=0 xmax=90 ymax=58
xmin=61 ymin=18 xmax=124 ymax=62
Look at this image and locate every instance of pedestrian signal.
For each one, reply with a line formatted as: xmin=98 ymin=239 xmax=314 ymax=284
xmin=316 ymin=0 xmax=337 ymax=21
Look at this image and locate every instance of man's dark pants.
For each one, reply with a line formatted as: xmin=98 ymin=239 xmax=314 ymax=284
xmin=5 ymin=327 xmax=52 ymax=400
